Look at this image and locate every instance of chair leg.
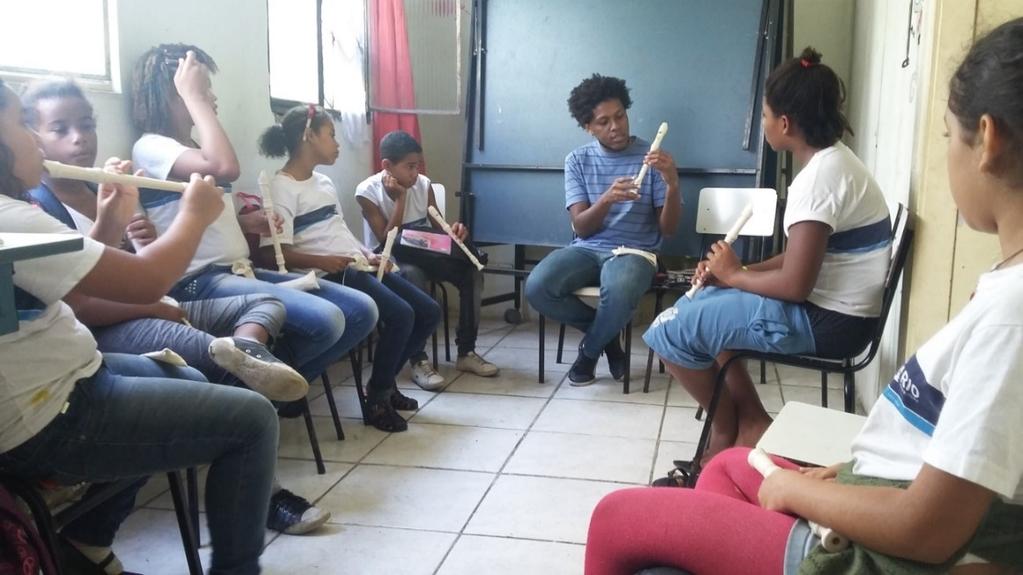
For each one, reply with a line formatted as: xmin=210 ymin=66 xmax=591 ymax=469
xmin=350 ymin=351 xmax=369 ymax=423
xmin=689 ymin=355 xmax=740 ymax=485
xmin=622 ymin=323 xmax=632 ymax=395
xmin=820 ymin=372 xmax=829 ymax=408
xmin=186 ymin=467 xmax=200 ymax=547
xmin=320 ymin=373 xmax=344 ymax=441
xmin=556 ymin=322 xmax=566 ymax=364
xmin=440 ymin=283 xmax=451 ymax=362
xmin=759 ymin=360 xmax=767 ymax=384
xmin=300 ymin=399 xmax=327 ymax=475
xmin=430 ymin=283 xmax=440 ymax=371
xmin=538 ymin=314 xmax=545 ymax=383
xmin=366 ymin=332 xmax=374 ymax=364
xmin=168 ymin=471 xmax=203 ymax=575
xmin=843 ymin=370 xmax=856 ymax=413
xmin=644 ymin=291 xmax=666 ymax=394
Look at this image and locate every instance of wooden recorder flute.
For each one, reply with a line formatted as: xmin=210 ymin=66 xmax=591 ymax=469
xmin=427 ymin=206 xmax=485 ymax=271
xmin=257 ymin=171 xmax=288 ymax=273
xmin=43 ymin=160 xmax=193 ymax=192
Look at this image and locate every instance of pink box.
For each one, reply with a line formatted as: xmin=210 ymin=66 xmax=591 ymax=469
xmin=399 ymin=228 xmax=452 ymax=255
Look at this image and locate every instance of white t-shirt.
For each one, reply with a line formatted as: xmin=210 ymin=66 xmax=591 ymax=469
xmin=852 ymin=263 xmax=1023 ymax=503
xmin=355 ymin=170 xmax=432 ymax=250
xmin=0 ymin=196 xmax=104 ymax=453
xmin=260 ymin=172 xmax=372 ymax=273
xmin=64 ymin=204 xmax=94 ymax=236
xmin=132 ymin=133 xmax=249 ymax=274
xmin=784 ymin=142 xmax=891 ymax=317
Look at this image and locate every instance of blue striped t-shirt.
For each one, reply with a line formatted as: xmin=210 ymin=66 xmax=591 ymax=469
xmin=565 ymin=137 xmax=670 ymax=252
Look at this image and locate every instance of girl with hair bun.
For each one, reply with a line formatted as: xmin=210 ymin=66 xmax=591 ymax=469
xmin=645 ymin=46 xmax=891 ymax=470
xmin=257 ymin=105 xmax=441 ymax=433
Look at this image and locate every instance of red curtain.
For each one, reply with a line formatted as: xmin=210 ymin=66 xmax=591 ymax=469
xmin=370 ymin=0 xmax=423 ymax=172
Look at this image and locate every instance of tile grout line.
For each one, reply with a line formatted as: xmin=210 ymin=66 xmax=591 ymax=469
xmin=432 ymin=355 xmax=571 ymax=575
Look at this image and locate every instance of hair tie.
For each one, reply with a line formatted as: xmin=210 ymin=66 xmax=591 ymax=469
xmin=800 ymin=58 xmax=813 ymax=68
xmin=303 ymin=104 xmax=316 ymax=141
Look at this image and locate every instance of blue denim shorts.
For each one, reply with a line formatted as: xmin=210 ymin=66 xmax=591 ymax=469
xmin=643 ymin=286 xmax=816 ymax=369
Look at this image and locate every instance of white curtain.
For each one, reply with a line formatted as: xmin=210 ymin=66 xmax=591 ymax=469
xmin=322 ymin=0 xmax=370 ymax=146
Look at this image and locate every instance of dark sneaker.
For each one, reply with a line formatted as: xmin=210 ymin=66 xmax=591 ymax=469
xmin=365 ymin=399 xmax=409 ymax=432
xmin=266 ymin=489 xmax=330 ymax=535
xmin=568 ymin=346 xmax=598 ymax=386
xmin=209 ymin=337 xmax=308 ymax=401
xmin=604 ymin=337 xmax=627 ymax=381
xmin=390 ymin=389 xmax=419 ymax=411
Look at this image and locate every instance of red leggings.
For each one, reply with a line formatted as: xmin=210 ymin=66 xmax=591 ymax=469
xmin=585 ymin=447 xmax=799 ymax=575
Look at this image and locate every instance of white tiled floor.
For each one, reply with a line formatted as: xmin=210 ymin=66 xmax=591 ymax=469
xmin=114 ymin=318 xmax=828 ymax=574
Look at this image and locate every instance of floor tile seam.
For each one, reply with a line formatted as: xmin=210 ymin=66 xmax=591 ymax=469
xmin=448 ymin=370 xmax=570 ymax=542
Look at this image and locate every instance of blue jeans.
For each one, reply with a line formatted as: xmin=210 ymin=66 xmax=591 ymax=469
xmin=526 ymin=246 xmax=655 ymax=359
xmin=643 ymin=286 xmax=816 ymax=369
xmin=92 ymin=294 xmax=286 ymax=385
xmin=0 ymin=353 xmax=278 ymax=575
xmin=333 ymin=270 xmax=441 ymax=401
xmin=170 ymin=266 xmax=378 ymax=382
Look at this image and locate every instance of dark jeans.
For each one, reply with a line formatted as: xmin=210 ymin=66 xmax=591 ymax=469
xmin=0 ymin=353 xmax=278 ymax=575
xmin=398 ymin=257 xmax=482 ymax=357
xmin=331 ymin=270 xmax=441 ymax=402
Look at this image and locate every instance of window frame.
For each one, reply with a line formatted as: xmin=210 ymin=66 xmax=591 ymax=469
xmin=0 ymin=0 xmax=119 ymax=92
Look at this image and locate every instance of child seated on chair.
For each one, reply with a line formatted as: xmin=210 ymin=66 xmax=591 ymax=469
xmin=644 ymin=48 xmax=890 ymax=468
xmin=258 ymin=105 xmax=441 ymax=432
xmin=356 ymin=130 xmax=499 ymax=386
xmin=22 ymin=78 xmax=307 ymax=402
xmin=130 ymin=42 xmax=376 ymax=535
xmin=587 ymin=23 xmax=1023 ymax=574
xmin=0 ymin=77 xmax=278 ymax=574
xmin=525 ymin=74 xmax=683 ymax=387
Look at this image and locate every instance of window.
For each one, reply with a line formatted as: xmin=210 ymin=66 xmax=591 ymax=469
xmin=267 ymin=0 xmax=463 ymax=117
xmin=267 ymin=0 xmax=322 ymax=106
xmin=370 ymin=0 xmax=463 ymax=115
xmin=0 ymin=0 xmax=118 ymax=88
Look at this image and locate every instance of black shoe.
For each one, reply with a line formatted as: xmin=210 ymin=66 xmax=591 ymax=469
xmin=365 ymin=399 xmax=409 ymax=432
xmin=604 ymin=337 xmax=627 ymax=381
xmin=568 ymin=346 xmax=598 ymax=386
xmin=267 ymin=488 xmax=331 ymax=534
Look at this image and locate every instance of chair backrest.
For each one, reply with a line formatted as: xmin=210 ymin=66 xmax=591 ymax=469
xmin=432 ymin=183 xmax=447 ymax=218
xmin=854 ymin=203 xmax=914 ymax=367
xmin=695 ymin=187 xmax=778 ymax=237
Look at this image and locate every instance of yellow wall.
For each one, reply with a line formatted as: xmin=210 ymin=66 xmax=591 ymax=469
xmin=905 ymin=0 xmax=1023 ymax=353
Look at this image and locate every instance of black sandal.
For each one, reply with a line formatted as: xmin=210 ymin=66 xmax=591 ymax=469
xmin=651 ymin=460 xmax=700 ymax=487
xmin=390 ymin=390 xmax=419 ymax=411
xmin=365 ymin=400 xmax=408 ymax=432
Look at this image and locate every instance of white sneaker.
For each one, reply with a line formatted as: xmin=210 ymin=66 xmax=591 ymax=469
xmin=455 ymin=351 xmax=499 ymax=377
xmin=208 ymin=337 xmax=309 ymax=401
xmin=411 ymin=360 xmax=446 ymax=391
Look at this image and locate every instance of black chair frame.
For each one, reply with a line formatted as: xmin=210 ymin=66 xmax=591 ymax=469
xmin=2 ymin=471 xmax=202 ymax=574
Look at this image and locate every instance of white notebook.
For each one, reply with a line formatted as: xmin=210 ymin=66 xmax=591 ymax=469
xmin=756 ymin=401 xmax=867 ymax=467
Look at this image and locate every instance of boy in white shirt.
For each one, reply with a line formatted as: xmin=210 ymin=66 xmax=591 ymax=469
xmin=357 ymin=131 xmax=499 ymax=384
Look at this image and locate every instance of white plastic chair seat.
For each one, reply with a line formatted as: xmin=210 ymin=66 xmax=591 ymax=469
xmin=573 ymin=286 xmax=601 ymax=298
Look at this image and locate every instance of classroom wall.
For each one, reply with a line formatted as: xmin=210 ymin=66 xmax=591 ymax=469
xmin=902 ymin=0 xmax=1023 ymax=359
xmin=840 ymin=0 xmax=930 ymax=408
